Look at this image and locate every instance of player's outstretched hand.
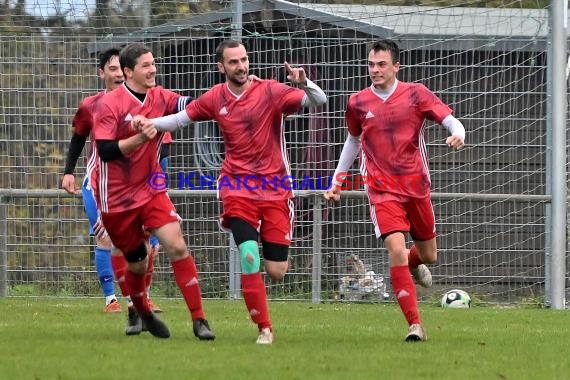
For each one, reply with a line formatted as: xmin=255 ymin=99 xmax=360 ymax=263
xmin=285 ymin=61 xmax=307 ymax=86
xmin=324 ymin=184 xmax=342 ymax=202
xmin=446 ymin=134 xmax=465 ymax=150
xmin=61 ymin=174 xmax=81 ymax=195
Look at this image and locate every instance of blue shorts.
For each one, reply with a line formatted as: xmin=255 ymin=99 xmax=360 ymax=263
xmin=82 ymin=176 xmax=99 ymax=236
xmin=159 ymin=156 xmax=169 ymax=173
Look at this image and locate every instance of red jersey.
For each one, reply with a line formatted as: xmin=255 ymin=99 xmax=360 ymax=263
xmin=346 ymin=81 xmax=452 ymax=203
xmin=72 ymin=91 xmax=105 ymax=181
xmin=186 ymin=77 xmax=305 ymax=201
xmin=163 ymin=132 xmax=173 ymax=144
xmin=92 ymin=84 xmax=184 ymax=213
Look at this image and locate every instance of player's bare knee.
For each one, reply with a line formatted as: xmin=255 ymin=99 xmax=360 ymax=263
xmin=261 ymin=242 xmax=289 ymax=281
xmin=387 ymin=249 xmax=408 ymax=267
xmin=266 ymin=265 xmax=287 ymax=281
xmin=388 ymin=248 xmax=408 ymax=259
xmin=166 ymin=247 xmax=187 ymax=261
xmin=414 ymin=238 xmax=437 ymax=264
xmin=422 ymin=251 xmax=437 ymax=264
xmin=264 ymin=258 xmax=289 ymax=281
xmin=127 ymin=260 xmax=147 ymax=275
xmin=164 ymin=238 xmax=188 ymax=260
xmin=268 ymin=273 xmax=284 ymax=282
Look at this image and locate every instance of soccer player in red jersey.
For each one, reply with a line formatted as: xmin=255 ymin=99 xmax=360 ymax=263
xmin=325 ymin=39 xmax=465 ymax=342
xmin=61 ymin=47 xmax=163 ymax=318
xmin=134 ymin=39 xmax=327 ymax=344
xmin=91 ymin=43 xmax=214 ymax=340
xmin=61 ymin=48 xmax=124 ymax=314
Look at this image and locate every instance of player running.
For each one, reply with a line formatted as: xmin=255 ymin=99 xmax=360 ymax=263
xmin=133 ymin=39 xmax=327 ymax=344
xmin=325 ymin=39 xmax=465 ymax=342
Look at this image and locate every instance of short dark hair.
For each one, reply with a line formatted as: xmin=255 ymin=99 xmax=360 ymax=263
xmin=369 ymin=39 xmax=400 ymax=64
xmin=98 ymin=47 xmax=121 ymax=70
xmin=119 ymin=43 xmax=152 ymax=71
xmin=215 ymin=39 xmax=244 ymax=63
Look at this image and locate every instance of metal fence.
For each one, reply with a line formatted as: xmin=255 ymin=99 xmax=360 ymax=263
xmin=0 ymin=189 xmax=551 ymax=304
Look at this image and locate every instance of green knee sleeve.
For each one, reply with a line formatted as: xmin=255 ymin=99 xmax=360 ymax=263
xmin=238 ymin=240 xmax=260 ymax=274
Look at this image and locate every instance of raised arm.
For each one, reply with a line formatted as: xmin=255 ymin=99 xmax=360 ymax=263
xmin=300 ymin=79 xmax=327 ymax=108
xmin=284 ymin=61 xmax=327 ymax=108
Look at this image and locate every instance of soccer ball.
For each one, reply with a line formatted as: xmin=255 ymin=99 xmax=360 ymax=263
xmin=441 ymin=289 xmax=472 ymax=308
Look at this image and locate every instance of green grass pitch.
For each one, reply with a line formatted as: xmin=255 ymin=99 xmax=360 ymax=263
xmin=0 ymin=298 xmax=568 ymax=379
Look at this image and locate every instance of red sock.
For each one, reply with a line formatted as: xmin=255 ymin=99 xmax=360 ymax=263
xmin=390 ymin=265 xmax=421 ymax=325
xmin=145 ymin=248 xmax=156 ymax=291
xmin=241 ymin=273 xmax=271 ymax=330
xmin=111 ymin=254 xmax=129 ymax=298
xmin=172 ymin=255 xmax=205 ymax=321
xmin=408 ymin=245 xmax=423 ymax=269
xmin=125 ymin=269 xmax=151 ymax=316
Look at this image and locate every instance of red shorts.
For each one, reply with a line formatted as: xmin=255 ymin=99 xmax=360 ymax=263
xmin=101 ymin=192 xmax=181 ymax=254
xmin=370 ymin=196 xmax=436 ymax=241
xmin=219 ymin=196 xmax=294 ymax=246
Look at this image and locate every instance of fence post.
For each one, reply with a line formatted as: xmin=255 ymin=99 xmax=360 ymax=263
xmin=228 ymin=233 xmax=241 ymax=299
xmin=548 ymin=0 xmax=567 ymax=310
xmin=311 ymin=193 xmax=323 ymax=303
xmin=0 ymin=198 xmax=7 ymax=297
